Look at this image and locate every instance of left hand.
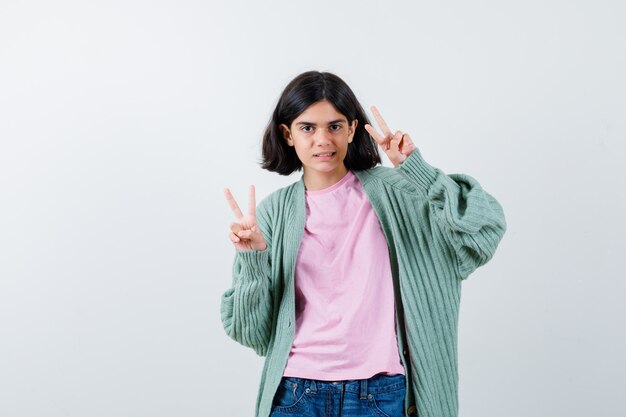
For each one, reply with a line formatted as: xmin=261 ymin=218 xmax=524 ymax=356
xmin=364 ymin=105 xmax=417 ymax=167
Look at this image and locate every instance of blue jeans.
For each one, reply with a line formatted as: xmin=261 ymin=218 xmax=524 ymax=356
xmin=269 ymin=373 xmax=407 ymax=417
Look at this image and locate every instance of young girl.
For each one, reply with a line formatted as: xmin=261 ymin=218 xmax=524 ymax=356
xmin=221 ymin=71 xmax=507 ymax=417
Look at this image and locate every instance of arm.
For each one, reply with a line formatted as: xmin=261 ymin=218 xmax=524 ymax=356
xmin=398 ymin=148 xmax=507 ymax=280
xmin=220 ymin=248 xmax=273 ymax=356
xmin=363 ymin=105 xmax=506 ymax=279
xmin=220 ymin=189 xmax=274 ymax=356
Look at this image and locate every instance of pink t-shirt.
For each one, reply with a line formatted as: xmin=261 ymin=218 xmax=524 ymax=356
xmin=282 ymin=170 xmax=405 ymax=380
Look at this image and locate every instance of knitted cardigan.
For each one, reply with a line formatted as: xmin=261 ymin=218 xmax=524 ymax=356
xmin=220 ymin=148 xmax=507 ymax=417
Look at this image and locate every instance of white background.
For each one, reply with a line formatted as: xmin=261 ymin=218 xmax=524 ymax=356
xmin=1 ymin=1 xmax=624 ymax=416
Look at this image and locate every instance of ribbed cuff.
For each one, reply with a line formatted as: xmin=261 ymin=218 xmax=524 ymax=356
xmin=236 ymin=248 xmax=270 ymax=275
xmin=397 ymin=148 xmax=439 ymax=194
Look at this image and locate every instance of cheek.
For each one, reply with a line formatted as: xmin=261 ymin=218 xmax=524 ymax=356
xmin=292 ymin=144 xmax=309 ymax=161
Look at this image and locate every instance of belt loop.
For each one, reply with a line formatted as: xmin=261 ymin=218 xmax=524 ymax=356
xmin=309 ymin=379 xmax=317 ymax=393
xmin=359 ymin=377 xmax=368 ymax=400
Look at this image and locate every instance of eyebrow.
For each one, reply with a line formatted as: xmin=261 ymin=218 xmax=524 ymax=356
xmin=295 ymin=119 xmax=346 ymax=126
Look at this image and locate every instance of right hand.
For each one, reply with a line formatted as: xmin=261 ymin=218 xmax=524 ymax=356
xmin=223 ymin=185 xmax=267 ymax=252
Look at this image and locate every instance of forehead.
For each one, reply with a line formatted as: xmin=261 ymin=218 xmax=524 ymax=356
xmin=294 ymin=100 xmax=347 ymax=123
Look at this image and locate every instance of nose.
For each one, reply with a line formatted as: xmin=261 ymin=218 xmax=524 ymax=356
xmin=313 ymin=129 xmax=332 ymax=145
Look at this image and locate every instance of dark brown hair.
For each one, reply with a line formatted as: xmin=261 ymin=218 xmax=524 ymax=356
xmin=261 ymin=71 xmax=381 ymax=175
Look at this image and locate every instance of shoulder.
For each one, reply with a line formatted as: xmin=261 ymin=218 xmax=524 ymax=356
xmin=255 ymin=178 xmax=303 ymax=241
xmin=257 ymin=178 xmax=303 ymax=217
xmin=354 ymin=164 xmax=420 ymax=195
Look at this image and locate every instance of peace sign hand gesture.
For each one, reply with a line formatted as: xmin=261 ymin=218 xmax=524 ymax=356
xmin=223 ymin=185 xmax=267 ymax=252
xmin=364 ymin=105 xmax=417 ymax=167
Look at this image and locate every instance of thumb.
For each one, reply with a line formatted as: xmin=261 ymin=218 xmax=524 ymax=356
xmin=390 ymin=135 xmax=402 ymax=152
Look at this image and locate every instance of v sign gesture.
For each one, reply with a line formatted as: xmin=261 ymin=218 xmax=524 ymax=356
xmin=364 ymin=105 xmax=417 ymax=167
xmin=223 ymin=185 xmax=267 ymax=252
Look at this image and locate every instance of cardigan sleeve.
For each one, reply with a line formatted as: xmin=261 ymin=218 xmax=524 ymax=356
xmin=219 ymin=199 xmax=274 ymax=356
xmin=397 ymin=148 xmax=507 ymax=280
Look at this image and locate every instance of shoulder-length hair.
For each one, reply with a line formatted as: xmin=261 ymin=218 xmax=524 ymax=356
xmin=261 ymin=71 xmax=381 ymax=175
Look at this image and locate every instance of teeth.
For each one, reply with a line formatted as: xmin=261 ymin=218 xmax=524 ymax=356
xmin=316 ymin=152 xmax=334 ymax=157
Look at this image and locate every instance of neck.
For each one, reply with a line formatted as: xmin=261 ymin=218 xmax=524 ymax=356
xmin=303 ymin=166 xmax=349 ymax=191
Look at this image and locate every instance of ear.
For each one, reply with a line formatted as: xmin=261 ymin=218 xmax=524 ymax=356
xmin=279 ymin=123 xmax=294 ymax=146
xmin=348 ymin=119 xmax=358 ymax=143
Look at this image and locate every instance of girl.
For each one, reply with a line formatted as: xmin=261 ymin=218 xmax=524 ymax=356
xmin=221 ymin=71 xmax=507 ymax=417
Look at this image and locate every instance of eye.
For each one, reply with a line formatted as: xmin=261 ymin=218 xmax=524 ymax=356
xmin=301 ymin=125 xmax=313 ymax=133
xmin=330 ymin=124 xmax=342 ymax=131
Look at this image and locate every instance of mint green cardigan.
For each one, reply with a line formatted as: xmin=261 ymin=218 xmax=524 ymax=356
xmin=220 ymin=148 xmax=507 ymax=417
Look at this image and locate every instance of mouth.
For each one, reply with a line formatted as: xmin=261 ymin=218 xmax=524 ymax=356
xmin=313 ymin=152 xmax=336 ymax=158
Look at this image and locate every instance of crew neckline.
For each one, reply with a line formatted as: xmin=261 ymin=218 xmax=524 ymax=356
xmin=305 ymin=170 xmax=354 ymax=195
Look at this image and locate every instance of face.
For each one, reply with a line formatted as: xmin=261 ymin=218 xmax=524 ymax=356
xmin=280 ymin=100 xmax=357 ymax=189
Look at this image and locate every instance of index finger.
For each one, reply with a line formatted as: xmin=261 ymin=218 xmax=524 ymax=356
xmin=248 ymin=185 xmax=256 ymax=217
xmin=223 ymin=188 xmax=244 ymax=219
xmin=370 ymin=105 xmax=393 ymax=138
xmin=364 ymin=123 xmax=385 ymax=145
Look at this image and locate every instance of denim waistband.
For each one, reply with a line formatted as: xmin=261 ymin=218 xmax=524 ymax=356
xmin=279 ymin=373 xmax=405 ymax=399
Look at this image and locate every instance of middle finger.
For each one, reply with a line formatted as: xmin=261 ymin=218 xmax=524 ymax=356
xmin=248 ymin=185 xmax=256 ymax=217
